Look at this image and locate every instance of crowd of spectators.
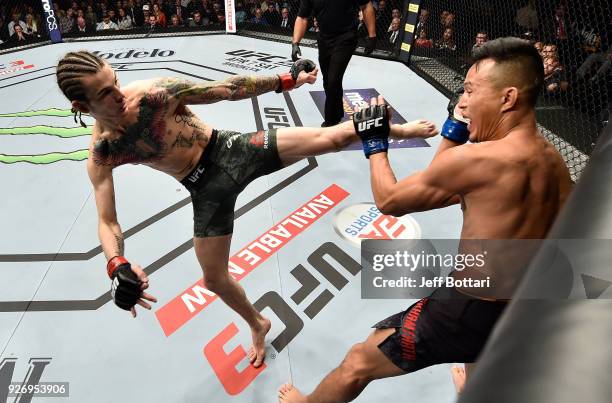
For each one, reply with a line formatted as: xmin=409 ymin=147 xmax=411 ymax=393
xmin=2 ymin=0 xmax=607 ymax=101
xmin=1 ymin=0 xmax=403 ymax=54
xmin=0 ymin=2 xmax=46 ymax=46
xmin=412 ymin=0 xmax=610 ymax=110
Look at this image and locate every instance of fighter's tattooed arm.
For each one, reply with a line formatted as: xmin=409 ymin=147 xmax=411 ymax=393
xmin=155 ymin=76 xmax=281 ymax=105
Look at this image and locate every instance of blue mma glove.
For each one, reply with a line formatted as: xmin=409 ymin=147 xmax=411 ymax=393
xmin=353 ymin=104 xmax=391 ymax=158
xmin=441 ymin=91 xmax=470 ymax=144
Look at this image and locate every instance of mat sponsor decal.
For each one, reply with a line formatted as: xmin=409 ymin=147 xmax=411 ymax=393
xmin=0 ymin=108 xmax=90 ymax=164
xmin=91 ymin=48 xmax=175 ymax=60
xmin=309 ymin=88 xmax=430 ymax=150
xmin=224 ymin=0 xmax=236 ymax=33
xmin=41 ymin=0 xmax=61 ymax=43
xmin=204 ymin=241 xmax=361 ymax=395
xmin=333 ymin=202 xmax=421 ymax=246
xmin=0 ymin=60 xmax=35 ymax=77
xmin=155 ymin=184 xmax=350 ymax=336
xmin=223 ymin=49 xmax=293 ymax=72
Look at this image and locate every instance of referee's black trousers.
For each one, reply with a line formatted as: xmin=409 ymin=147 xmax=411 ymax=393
xmin=317 ymin=29 xmax=358 ymax=126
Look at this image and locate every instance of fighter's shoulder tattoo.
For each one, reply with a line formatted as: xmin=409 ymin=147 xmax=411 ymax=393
xmin=92 ymin=90 xmax=168 ymax=166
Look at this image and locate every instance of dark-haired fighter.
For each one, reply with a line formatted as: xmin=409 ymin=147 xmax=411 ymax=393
xmin=55 ymin=51 xmax=437 ymax=368
xmin=278 ymin=37 xmax=573 ymax=402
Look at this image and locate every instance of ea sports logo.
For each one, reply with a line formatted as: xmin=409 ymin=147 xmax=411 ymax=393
xmin=333 ymin=203 xmax=421 ymax=246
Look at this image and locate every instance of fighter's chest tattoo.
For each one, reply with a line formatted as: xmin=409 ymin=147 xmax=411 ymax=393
xmin=92 ymin=92 xmax=168 ymax=166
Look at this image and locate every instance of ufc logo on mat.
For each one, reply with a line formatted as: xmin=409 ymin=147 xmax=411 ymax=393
xmin=358 ymin=117 xmax=383 ymax=131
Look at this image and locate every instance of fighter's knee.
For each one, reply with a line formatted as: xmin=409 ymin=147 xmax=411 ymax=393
xmin=203 ymin=272 xmax=231 ymax=293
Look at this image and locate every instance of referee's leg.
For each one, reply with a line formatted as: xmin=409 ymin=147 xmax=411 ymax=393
xmin=323 ymin=31 xmax=358 ymax=126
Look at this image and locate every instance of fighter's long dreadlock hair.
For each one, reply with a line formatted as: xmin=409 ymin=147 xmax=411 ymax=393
xmin=56 ymin=50 xmax=106 ymax=128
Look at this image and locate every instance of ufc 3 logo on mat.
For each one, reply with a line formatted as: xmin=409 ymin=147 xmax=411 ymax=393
xmin=357 ymin=117 xmax=384 ymax=132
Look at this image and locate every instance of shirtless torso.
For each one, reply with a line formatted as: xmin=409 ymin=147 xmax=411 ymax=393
xmin=88 ymin=79 xmax=215 ymax=180
xmin=453 ymin=129 xmax=573 ymax=298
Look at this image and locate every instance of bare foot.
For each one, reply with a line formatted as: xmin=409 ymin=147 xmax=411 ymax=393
xmin=394 ymin=119 xmax=438 ymax=139
xmin=278 ymin=383 xmax=307 ymax=403
xmin=248 ymin=317 xmax=271 ymax=368
xmin=451 ymin=365 xmax=467 ymax=394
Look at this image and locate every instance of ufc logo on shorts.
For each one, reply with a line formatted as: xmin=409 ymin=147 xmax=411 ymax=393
xmin=358 ymin=117 xmax=383 ymax=132
xmin=226 ymin=134 xmax=241 ymax=149
xmin=188 ymin=166 xmax=206 ymax=183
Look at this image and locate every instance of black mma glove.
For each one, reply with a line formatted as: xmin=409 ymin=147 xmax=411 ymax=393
xmin=107 ymin=256 xmax=142 ymax=311
xmin=276 ymin=58 xmax=316 ymax=93
xmin=364 ymin=36 xmax=376 ymax=55
xmin=291 ymin=42 xmax=302 ymax=61
xmin=353 ymin=104 xmax=391 ymax=158
xmin=440 ymin=90 xmax=470 ymax=144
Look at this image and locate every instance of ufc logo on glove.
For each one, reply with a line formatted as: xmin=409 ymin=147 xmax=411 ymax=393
xmin=357 ymin=117 xmax=384 ymax=131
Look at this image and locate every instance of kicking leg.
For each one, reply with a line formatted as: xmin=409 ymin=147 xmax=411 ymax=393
xmin=278 ymin=328 xmax=405 ymax=403
xmin=276 ymin=96 xmax=438 ymax=165
xmin=194 ymin=234 xmax=271 ymax=367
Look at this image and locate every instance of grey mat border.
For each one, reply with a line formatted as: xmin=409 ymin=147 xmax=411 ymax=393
xmin=0 ymin=60 xmax=317 ymax=312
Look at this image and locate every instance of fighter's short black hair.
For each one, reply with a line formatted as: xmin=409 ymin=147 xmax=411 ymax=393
xmin=472 ymin=37 xmax=544 ymax=107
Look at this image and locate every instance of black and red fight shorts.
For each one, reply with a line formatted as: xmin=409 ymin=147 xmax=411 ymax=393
xmin=373 ymin=287 xmax=507 ymax=373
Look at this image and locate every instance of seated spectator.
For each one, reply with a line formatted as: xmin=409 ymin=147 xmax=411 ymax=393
xmin=125 ymin=1 xmax=141 ymax=26
xmin=118 ymin=7 xmax=134 ymax=29
xmin=415 ymin=29 xmax=433 ymax=48
xmin=97 ymin=13 xmax=119 ymax=31
xmin=8 ymin=13 xmax=28 ymax=38
xmin=542 ymin=44 xmax=568 ymax=94
xmin=553 ymin=3 xmax=568 ymax=41
xmin=515 ymin=0 xmax=538 ymax=35
xmin=108 ymin=9 xmax=118 ymax=23
xmin=171 ymin=0 xmax=188 ymax=24
xmin=70 ymin=1 xmax=79 ymax=14
xmin=216 ymin=12 xmax=225 ymax=25
xmin=58 ymin=10 xmax=75 ymax=34
xmin=472 ymin=31 xmax=488 ymax=54
xmin=146 ymin=14 xmax=158 ymax=29
xmin=142 ymin=5 xmax=152 ymax=27
xmin=188 ymin=11 xmax=209 ymax=27
xmin=169 ymin=14 xmax=182 ymax=28
xmin=236 ymin=2 xmax=248 ymax=23
xmin=24 ymin=14 xmax=38 ymax=38
xmin=153 ymin=3 xmax=167 ymax=27
xmin=375 ymin=0 xmax=390 ymax=37
xmin=250 ymin=8 xmax=267 ymax=25
xmin=71 ymin=15 xmax=95 ymax=34
xmin=416 ymin=8 xmax=430 ymax=38
xmin=85 ymin=6 xmax=97 ymax=26
xmin=308 ymin=17 xmax=319 ymax=33
xmin=10 ymin=25 xmax=31 ymax=44
xmin=388 ymin=17 xmax=400 ymax=45
xmin=431 ymin=10 xmax=450 ymax=40
xmin=436 ymin=27 xmax=456 ymax=51
xmin=263 ymin=3 xmax=280 ymax=26
xmin=279 ymin=7 xmax=292 ymax=29
xmin=211 ymin=2 xmax=223 ymax=22
xmin=0 ymin=16 xmax=8 ymax=43
xmin=534 ymin=40 xmax=543 ymax=57
xmin=577 ymin=44 xmax=611 ymax=83
xmin=387 ymin=8 xmax=401 ymax=31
